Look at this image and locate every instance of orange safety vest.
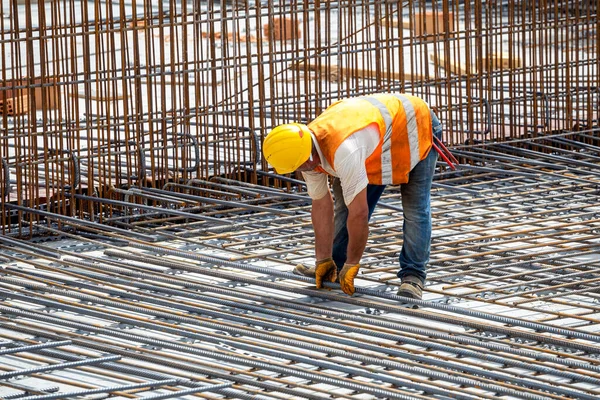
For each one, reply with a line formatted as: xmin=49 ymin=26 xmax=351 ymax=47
xmin=308 ymin=93 xmax=433 ymax=185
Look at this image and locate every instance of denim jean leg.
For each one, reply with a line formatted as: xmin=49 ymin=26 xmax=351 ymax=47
xmin=331 ymin=178 xmax=348 ymax=269
xmin=397 ymin=116 xmax=441 ymax=282
xmin=331 ymin=178 xmax=386 ymax=270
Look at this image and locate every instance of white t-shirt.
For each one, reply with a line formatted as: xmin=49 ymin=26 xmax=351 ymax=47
xmin=302 ymin=123 xmax=380 ymax=205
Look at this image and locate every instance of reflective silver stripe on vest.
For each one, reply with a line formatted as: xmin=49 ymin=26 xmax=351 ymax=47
xmin=360 ymin=96 xmax=393 ymax=182
xmin=360 ymin=95 xmax=421 ymax=183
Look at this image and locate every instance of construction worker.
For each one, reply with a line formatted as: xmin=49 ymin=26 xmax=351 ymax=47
xmin=262 ymin=93 xmax=443 ymax=300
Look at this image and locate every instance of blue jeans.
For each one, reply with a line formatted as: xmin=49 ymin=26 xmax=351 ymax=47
xmin=331 ymin=112 xmax=442 ymax=283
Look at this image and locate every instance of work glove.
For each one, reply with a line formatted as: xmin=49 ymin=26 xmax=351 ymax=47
xmin=315 ymin=257 xmax=337 ymax=289
xmin=293 ymin=263 xmax=316 ymax=278
xmin=339 ymin=263 xmax=360 ymax=295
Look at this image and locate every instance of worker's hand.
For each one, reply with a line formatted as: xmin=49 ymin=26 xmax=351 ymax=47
xmin=339 ymin=263 xmax=360 ymax=295
xmin=315 ymin=257 xmax=337 ymax=289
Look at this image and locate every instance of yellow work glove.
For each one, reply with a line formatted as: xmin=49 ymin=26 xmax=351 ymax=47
xmin=315 ymin=257 xmax=337 ymax=289
xmin=339 ymin=263 xmax=360 ymax=295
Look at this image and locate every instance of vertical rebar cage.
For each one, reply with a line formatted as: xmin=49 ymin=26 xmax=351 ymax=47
xmin=0 ymin=0 xmax=598 ymax=232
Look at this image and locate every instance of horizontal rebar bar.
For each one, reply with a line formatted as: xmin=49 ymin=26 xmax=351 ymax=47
xmin=0 ymin=341 xmax=72 ymax=356
xmin=0 ymin=355 xmax=121 ymax=380
xmin=16 ymin=379 xmax=183 ymax=400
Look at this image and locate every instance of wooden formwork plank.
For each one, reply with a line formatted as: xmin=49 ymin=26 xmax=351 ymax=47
xmin=291 ymin=61 xmax=432 ymax=82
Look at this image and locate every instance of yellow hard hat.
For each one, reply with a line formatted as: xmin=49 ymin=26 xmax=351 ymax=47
xmin=262 ymin=123 xmax=312 ymax=174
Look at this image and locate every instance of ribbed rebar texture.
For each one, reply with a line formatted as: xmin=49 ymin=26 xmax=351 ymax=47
xmin=1 ymin=132 xmax=600 ymax=399
xmin=0 ymin=0 xmax=598 ymax=229
xmin=1 ymin=1 xmax=600 ymax=399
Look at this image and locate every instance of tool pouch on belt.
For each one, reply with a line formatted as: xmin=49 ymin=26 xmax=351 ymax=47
xmin=315 ymin=257 xmax=337 ymax=289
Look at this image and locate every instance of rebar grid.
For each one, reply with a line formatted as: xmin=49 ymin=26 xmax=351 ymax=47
xmin=1 ymin=1 xmax=600 ymax=398
xmin=1 ymin=0 xmax=598 ymax=230
xmin=1 ymin=130 xmax=600 ymax=398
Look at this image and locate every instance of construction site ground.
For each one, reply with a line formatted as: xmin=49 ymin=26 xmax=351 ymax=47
xmin=2 ymin=0 xmax=600 ymax=399
xmin=2 ymin=132 xmax=600 ymax=399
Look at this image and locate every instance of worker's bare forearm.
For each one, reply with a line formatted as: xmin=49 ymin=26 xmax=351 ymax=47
xmin=345 ymin=188 xmax=369 ymax=265
xmin=311 ymin=193 xmax=334 ymax=260
xmin=345 ymin=209 xmax=368 ymax=264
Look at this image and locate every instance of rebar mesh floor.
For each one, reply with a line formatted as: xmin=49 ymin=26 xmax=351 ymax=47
xmin=2 ymin=135 xmax=600 ymax=399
